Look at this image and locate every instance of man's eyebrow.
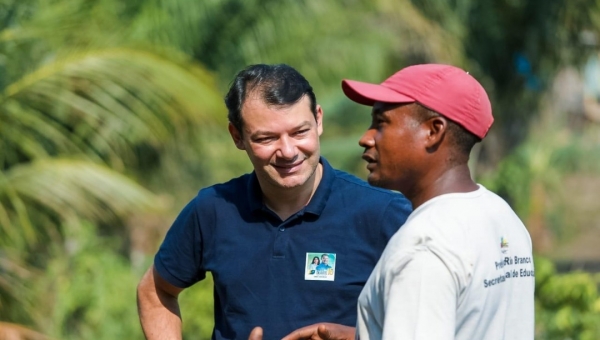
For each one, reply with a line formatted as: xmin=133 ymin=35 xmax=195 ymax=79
xmin=371 ymin=107 xmax=387 ymax=118
xmin=371 ymin=106 xmax=383 ymax=116
xmin=249 ymin=130 xmax=271 ymax=138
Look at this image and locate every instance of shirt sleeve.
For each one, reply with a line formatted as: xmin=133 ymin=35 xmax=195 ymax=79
xmin=382 ymin=248 xmax=457 ymax=340
xmin=154 ymin=196 xmax=206 ymax=288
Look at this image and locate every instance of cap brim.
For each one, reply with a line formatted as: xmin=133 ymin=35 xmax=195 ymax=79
xmin=342 ymin=80 xmax=415 ymax=106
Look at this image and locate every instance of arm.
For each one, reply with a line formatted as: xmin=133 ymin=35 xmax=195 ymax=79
xmin=137 ymin=265 xmax=185 ymax=340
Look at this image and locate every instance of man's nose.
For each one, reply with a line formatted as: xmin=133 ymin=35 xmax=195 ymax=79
xmin=358 ymin=129 xmax=375 ymax=148
xmin=276 ymin=136 xmax=297 ymax=159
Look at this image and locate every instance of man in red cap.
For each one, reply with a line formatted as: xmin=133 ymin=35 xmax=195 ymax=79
xmin=275 ymin=64 xmax=534 ymax=340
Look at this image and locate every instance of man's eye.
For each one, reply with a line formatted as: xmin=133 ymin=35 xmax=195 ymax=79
xmin=255 ymin=137 xmax=273 ymax=143
xmin=294 ymin=129 xmax=309 ymax=136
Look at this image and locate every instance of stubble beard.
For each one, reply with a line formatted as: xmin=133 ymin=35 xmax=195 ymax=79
xmin=269 ymin=155 xmax=319 ymax=190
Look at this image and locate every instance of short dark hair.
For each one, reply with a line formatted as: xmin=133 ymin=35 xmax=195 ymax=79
xmin=224 ymin=64 xmax=317 ymax=134
xmin=414 ymin=104 xmax=480 ymax=155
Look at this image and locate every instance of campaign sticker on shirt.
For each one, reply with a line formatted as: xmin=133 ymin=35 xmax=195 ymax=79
xmin=305 ymin=252 xmax=336 ymax=281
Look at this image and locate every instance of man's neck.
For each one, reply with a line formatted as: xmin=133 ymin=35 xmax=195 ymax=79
xmin=262 ymin=163 xmax=323 ymax=221
xmin=409 ymin=164 xmax=478 ymax=209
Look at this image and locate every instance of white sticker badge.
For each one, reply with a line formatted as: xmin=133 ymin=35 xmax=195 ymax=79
xmin=305 ymin=252 xmax=336 ymax=281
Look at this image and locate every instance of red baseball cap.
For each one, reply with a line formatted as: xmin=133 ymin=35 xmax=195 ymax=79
xmin=342 ymin=64 xmax=493 ymax=139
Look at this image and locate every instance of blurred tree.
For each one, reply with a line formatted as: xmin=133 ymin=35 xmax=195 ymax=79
xmin=0 ymin=0 xmax=225 ymax=333
xmin=410 ymin=0 xmax=600 ymax=160
xmin=151 ymin=0 xmax=467 ymax=171
xmin=535 ymin=257 xmax=600 ymax=339
xmin=156 ymin=0 xmax=600 ymax=169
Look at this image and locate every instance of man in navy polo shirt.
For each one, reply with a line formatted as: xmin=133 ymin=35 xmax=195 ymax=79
xmin=136 ymin=64 xmax=412 ymax=340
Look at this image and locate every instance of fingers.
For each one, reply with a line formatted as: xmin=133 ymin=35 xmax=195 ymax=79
xmin=280 ymin=323 xmax=356 ymax=340
xmin=317 ymin=324 xmax=333 ymax=339
xmin=248 ymin=326 xmax=263 ymax=340
xmin=317 ymin=324 xmax=355 ymax=340
xmin=281 ymin=323 xmax=355 ymax=340
xmin=281 ymin=323 xmax=320 ymax=340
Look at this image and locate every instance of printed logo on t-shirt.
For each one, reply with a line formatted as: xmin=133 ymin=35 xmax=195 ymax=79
xmin=305 ymin=252 xmax=336 ymax=281
xmin=485 ymin=255 xmax=534 ymax=288
xmin=500 ymin=236 xmax=509 ymax=253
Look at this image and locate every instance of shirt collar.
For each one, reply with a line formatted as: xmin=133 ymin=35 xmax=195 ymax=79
xmin=246 ymin=157 xmax=334 ymax=216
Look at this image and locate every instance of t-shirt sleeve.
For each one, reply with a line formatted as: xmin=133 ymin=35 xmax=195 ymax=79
xmin=382 ymin=249 xmax=457 ymax=340
xmin=154 ymin=196 xmax=206 ymax=288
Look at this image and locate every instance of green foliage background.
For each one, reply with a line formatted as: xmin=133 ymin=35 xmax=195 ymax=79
xmin=1 ymin=0 xmax=600 ymax=339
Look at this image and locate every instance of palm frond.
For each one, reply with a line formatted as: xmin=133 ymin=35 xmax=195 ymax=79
xmin=0 ymin=254 xmax=39 ymax=323
xmin=0 ymin=159 xmax=162 ymax=247
xmin=3 ymin=159 xmax=159 ymax=219
xmin=1 ymin=47 xmax=225 ymax=169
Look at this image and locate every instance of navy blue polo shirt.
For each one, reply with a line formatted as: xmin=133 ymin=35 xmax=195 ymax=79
xmin=155 ymin=158 xmax=412 ymax=340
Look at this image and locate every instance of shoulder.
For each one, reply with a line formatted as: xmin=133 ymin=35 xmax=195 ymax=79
xmin=315 ymin=159 xmax=412 ymax=229
xmin=196 ymin=173 xmax=253 ymax=202
xmin=317 ymin=164 xmax=411 ymax=225
xmin=332 ymin=168 xmax=411 ymax=215
xmin=394 ymin=186 xmax=514 ymax=253
xmin=331 ymin=168 xmax=407 ymax=201
xmin=417 ymin=185 xmax=515 ymax=220
xmin=182 ymin=173 xmax=257 ymax=218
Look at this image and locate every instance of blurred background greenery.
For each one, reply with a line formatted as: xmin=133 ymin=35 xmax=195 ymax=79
xmin=1 ymin=0 xmax=600 ymax=339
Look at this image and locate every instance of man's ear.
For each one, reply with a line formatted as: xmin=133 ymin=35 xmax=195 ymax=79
xmin=316 ymin=104 xmax=324 ymax=137
xmin=228 ymin=122 xmax=246 ymax=150
xmin=424 ymin=116 xmax=448 ymax=149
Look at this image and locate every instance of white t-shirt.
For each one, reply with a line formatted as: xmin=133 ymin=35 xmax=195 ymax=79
xmin=356 ymin=185 xmax=534 ymax=340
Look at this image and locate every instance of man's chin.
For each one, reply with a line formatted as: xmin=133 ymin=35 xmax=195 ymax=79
xmin=274 ymin=174 xmax=309 ymax=189
xmin=367 ymin=175 xmax=391 ymax=190
xmin=366 ymin=174 xmax=379 ymax=187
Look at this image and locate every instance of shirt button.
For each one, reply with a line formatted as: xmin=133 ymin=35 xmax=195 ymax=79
xmin=279 ymin=227 xmax=285 ymax=231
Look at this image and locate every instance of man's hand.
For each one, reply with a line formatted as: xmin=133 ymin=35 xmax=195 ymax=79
xmin=281 ymin=323 xmax=355 ymax=340
xmin=248 ymin=327 xmax=263 ymax=340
